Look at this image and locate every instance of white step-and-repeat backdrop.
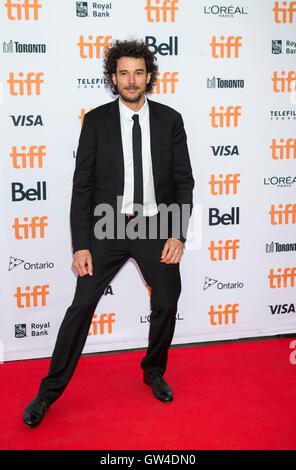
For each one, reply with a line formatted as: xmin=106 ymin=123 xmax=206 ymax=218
xmin=1 ymin=0 xmax=296 ymax=361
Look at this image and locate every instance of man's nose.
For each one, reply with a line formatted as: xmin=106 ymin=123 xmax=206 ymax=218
xmin=128 ymin=73 xmax=136 ymax=83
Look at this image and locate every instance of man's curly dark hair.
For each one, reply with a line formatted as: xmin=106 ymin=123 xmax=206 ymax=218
xmin=103 ymin=39 xmax=158 ymax=95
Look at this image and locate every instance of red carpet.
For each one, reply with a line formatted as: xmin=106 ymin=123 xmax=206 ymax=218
xmin=0 ymin=338 xmax=296 ymax=450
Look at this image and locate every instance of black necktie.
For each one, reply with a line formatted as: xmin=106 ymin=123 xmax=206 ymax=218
xmin=132 ymin=114 xmax=143 ymax=209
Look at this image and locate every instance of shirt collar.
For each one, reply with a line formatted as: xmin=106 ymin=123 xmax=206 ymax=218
xmin=119 ymin=95 xmax=148 ymax=121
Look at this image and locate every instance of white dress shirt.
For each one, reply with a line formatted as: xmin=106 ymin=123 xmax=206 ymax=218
xmin=118 ymin=97 xmax=158 ymax=216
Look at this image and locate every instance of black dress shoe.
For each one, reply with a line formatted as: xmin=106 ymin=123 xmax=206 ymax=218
xmin=23 ymin=396 xmax=50 ymax=428
xmin=143 ymin=370 xmax=173 ymax=403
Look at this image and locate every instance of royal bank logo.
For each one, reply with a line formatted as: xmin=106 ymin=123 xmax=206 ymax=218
xmin=207 ymin=76 xmax=244 ymax=89
xmin=272 ymin=39 xmax=296 ymax=54
xmin=3 ymin=40 xmax=46 ymax=53
xmin=15 ymin=322 xmax=51 ymax=338
xmin=76 ymin=1 xmax=112 ymax=18
xmin=203 ymin=276 xmax=244 ymax=290
xmin=272 ymin=40 xmax=282 ymax=54
xmin=15 ymin=324 xmax=26 ymax=338
xmin=76 ymin=1 xmax=88 ymax=16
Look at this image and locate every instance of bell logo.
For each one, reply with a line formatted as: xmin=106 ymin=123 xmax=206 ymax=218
xmin=88 ymin=313 xmax=116 ymax=336
xmin=7 ymin=72 xmax=44 ymax=95
xmin=145 ymin=0 xmax=178 ymax=22
xmin=150 ymin=72 xmax=178 ymax=94
xmin=210 ymin=106 xmax=242 ymax=127
xmin=208 ymin=239 xmax=240 ymax=261
xmin=14 ymin=284 xmax=50 ymax=308
xmin=12 ymin=216 xmax=48 ymax=239
xmin=10 ymin=145 xmax=46 ymax=168
xmin=269 ymin=203 xmax=296 ymax=224
xmin=4 ymin=0 xmax=42 ymax=21
xmin=273 ymin=1 xmax=296 ymax=23
xmin=210 ymin=36 xmax=243 ymax=58
xmin=208 ymin=303 xmax=239 ymax=325
xmin=77 ymin=35 xmax=112 ymax=59
xmin=270 ymin=138 xmax=296 ymax=160
xmin=272 ymin=71 xmax=296 ymax=92
xmin=268 ymin=267 xmax=296 ymax=288
xmin=209 ymin=173 xmax=240 ymax=195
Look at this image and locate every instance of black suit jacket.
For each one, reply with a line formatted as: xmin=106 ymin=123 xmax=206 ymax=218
xmin=70 ymin=97 xmax=195 ymax=255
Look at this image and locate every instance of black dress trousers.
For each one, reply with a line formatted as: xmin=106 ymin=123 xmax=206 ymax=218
xmin=38 ymin=214 xmax=182 ymax=405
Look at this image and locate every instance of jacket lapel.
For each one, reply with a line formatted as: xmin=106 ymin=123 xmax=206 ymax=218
xmin=147 ymin=98 xmax=161 ymax=190
xmin=109 ymin=98 xmax=125 ymax=195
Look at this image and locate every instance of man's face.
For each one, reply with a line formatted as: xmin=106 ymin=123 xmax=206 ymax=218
xmin=112 ymin=56 xmax=151 ymax=104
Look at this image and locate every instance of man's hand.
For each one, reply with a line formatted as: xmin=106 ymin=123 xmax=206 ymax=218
xmin=161 ymin=238 xmax=184 ymax=264
xmin=72 ymin=249 xmax=93 ymax=277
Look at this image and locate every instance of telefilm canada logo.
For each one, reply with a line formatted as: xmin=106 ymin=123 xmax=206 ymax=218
xmin=77 ymin=77 xmax=107 ymax=89
xmin=270 ymin=109 xmax=296 ymax=120
xmin=76 ymin=1 xmax=112 ymax=18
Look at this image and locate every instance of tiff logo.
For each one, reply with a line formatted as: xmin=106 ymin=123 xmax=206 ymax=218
xmin=12 ymin=216 xmax=48 ymax=239
xmin=272 ymin=71 xmax=296 ymax=92
xmin=210 ymin=106 xmax=242 ymax=127
xmin=4 ymin=0 xmax=42 ymax=20
xmin=77 ymin=35 xmax=112 ymax=58
xmin=145 ymin=0 xmax=178 ymax=22
xmin=208 ymin=303 xmax=239 ymax=325
xmin=208 ymin=239 xmax=240 ymax=261
xmin=271 ymin=138 xmax=296 ymax=160
xmin=269 ymin=203 xmax=296 ymax=224
xmin=7 ymin=72 xmax=44 ymax=95
xmin=150 ymin=72 xmax=178 ymax=94
xmin=210 ymin=36 xmax=243 ymax=58
xmin=14 ymin=284 xmax=49 ymax=308
xmin=268 ymin=267 xmax=296 ymax=288
xmin=273 ymin=1 xmax=296 ymax=23
xmin=10 ymin=145 xmax=46 ymax=168
xmin=88 ymin=313 xmax=116 ymax=336
xmin=209 ymin=173 xmax=240 ymax=195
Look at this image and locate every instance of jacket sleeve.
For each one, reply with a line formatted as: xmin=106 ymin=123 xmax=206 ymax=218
xmin=172 ymin=112 xmax=195 ymax=244
xmin=70 ymin=113 xmax=97 ymax=253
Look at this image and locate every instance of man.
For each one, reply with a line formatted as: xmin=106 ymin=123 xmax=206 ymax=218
xmin=23 ymin=40 xmax=194 ymax=428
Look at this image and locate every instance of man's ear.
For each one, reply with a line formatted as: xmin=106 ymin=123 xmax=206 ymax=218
xmin=146 ymin=72 xmax=152 ymax=85
xmin=112 ymin=73 xmax=117 ymax=86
